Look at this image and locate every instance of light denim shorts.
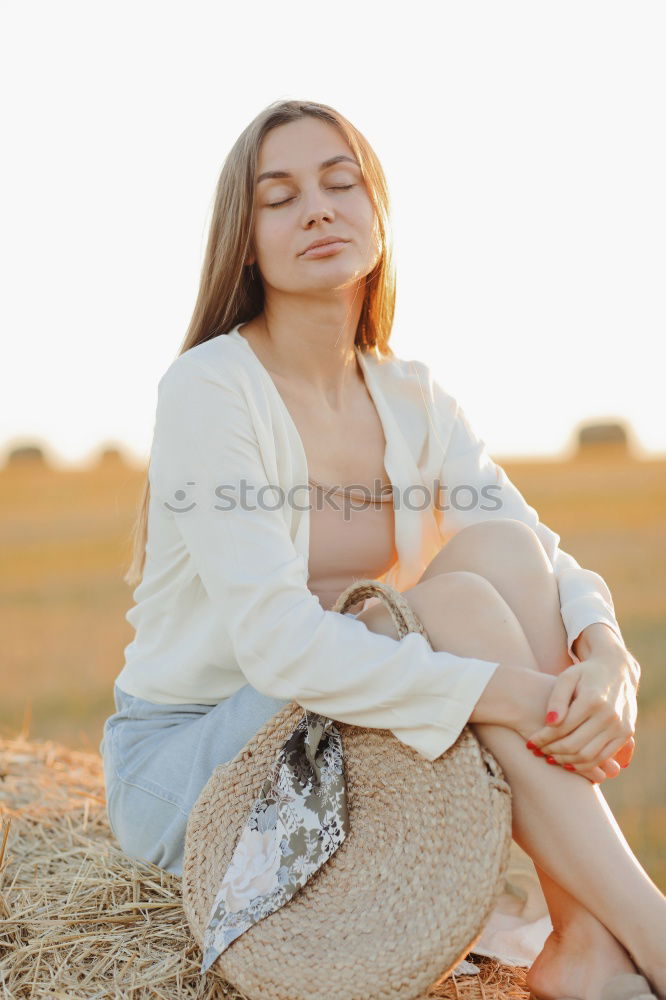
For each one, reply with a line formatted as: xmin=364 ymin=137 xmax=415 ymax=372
xmin=100 ymin=612 xmax=360 ymax=877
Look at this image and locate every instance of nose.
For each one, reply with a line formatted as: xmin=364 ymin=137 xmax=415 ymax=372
xmin=299 ymin=186 xmax=335 ymax=227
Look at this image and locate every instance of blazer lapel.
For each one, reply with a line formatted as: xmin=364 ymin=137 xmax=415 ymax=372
xmin=355 ymin=347 xmax=442 ymax=591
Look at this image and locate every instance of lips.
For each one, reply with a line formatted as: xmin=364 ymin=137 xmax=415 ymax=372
xmin=300 ymin=237 xmax=349 ymax=255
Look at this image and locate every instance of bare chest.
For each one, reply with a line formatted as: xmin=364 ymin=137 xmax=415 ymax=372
xmin=273 ymin=377 xmax=390 ymax=493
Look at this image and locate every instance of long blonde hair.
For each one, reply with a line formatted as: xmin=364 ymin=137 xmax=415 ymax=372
xmin=124 ymin=98 xmax=397 ymax=588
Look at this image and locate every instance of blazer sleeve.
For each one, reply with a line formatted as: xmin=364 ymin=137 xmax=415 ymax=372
xmin=147 ymin=352 xmax=502 ymax=763
xmin=432 ymin=382 xmax=625 ymax=664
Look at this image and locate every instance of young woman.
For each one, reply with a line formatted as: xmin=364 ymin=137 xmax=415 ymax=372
xmin=100 ymin=100 xmax=665 ymax=999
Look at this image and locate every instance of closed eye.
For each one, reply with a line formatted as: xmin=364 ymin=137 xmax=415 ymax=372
xmin=267 ymin=184 xmax=355 ymax=208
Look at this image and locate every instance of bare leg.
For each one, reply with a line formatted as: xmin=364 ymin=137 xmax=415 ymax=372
xmin=418 ymin=522 xmax=638 ymax=919
xmin=471 ymin=720 xmax=665 ymax=999
xmin=417 ymin=519 xmax=625 ymax=922
xmin=418 ymin=518 xmax=575 ymax=676
xmin=356 ymin=567 xmax=666 ymax=999
xmin=416 ymin=520 xmax=663 ymax=997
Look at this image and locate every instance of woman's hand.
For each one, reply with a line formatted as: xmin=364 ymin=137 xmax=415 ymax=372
xmin=524 ymin=650 xmax=638 ymax=778
xmin=509 ymin=670 xmax=611 ymax=783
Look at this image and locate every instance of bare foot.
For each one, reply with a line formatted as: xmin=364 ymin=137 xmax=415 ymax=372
xmin=526 ymin=922 xmax=647 ymax=1000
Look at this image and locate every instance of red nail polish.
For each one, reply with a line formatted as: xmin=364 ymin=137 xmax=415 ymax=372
xmin=532 ymin=748 xmax=545 ymax=757
xmin=564 ymin=764 xmax=575 ymax=771
xmin=526 ymin=740 xmax=537 ymax=750
xmin=546 ymin=711 xmax=559 ymax=724
xmin=546 ymin=755 xmax=558 ymax=765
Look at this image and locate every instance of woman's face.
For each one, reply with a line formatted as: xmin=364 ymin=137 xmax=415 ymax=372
xmin=249 ymin=117 xmax=381 ymax=295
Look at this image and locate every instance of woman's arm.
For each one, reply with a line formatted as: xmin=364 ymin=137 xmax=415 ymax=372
xmin=573 ymin=622 xmax=640 ymax=686
xmin=147 ymin=352 xmax=503 ymax=763
xmin=429 ymin=382 xmax=626 ymax=664
xmin=421 ymin=376 xmax=639 ymax=770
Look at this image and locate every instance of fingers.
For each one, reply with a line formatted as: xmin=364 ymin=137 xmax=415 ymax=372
xmin=533 ymin=751 xmax=610 ymax=783
xmin=527 ymin=740 xmax=624 ymax=781
xmin=612 ymin=735 xmax=635 ymax=769
xmin=534 ymin=720 xmax=633 ymax=769
xmin=574 ymin=764 xmax=611 ymax=783
xmin=554 ymin=729 xmax=625 ymax=768
xmin=553 ymin=754 xmax=616 ymax=783
xmin=534 ymin=717 xmax=602 ymax=762
xmin=527 ymin=698 xmax=591 ymax=748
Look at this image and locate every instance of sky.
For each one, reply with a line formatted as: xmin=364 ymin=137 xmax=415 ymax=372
xmin=2 ymin=0 xmax=664 ymax=468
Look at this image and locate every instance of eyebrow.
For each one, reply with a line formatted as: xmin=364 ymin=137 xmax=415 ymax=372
xmin=256 ymin=154 xmax=360 ymax=184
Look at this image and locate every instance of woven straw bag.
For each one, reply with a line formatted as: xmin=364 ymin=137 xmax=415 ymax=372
xmin=182 ymin=579 xmax=513 ymax=1000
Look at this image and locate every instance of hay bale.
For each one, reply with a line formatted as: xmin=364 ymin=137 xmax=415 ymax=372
xmin=0 ymin=732 xmax=531 ymax=998
xmin=5 ymin=444 xmax=49 ymax=468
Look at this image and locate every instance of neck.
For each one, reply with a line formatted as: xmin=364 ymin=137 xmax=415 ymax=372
xmin=258 ymin=308 xmax=362 ymax=403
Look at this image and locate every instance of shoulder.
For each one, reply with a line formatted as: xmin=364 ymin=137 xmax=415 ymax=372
xmin=157 ymin=331 xmax=258 ymax=397
xmin=365 ymin=347 xmax=459 ymax=422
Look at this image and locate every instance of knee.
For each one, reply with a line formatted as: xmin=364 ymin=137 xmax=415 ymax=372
xmin=414 ymin=569 xmax=510 ymax=625
xmin=447 ymin=518 xmax=549 ymax=571
xmin=405 ymin=571 xmax=531 ymax=662
xmin=458 ymin=517 xmax=539 ymax=547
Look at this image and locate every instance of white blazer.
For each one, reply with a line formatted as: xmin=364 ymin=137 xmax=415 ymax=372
xmin=114 ymin=322 xmax=624 ymax=762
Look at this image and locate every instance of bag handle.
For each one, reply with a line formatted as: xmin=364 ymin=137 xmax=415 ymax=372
xmin=331 ymin=578 xmax=432 ymax=647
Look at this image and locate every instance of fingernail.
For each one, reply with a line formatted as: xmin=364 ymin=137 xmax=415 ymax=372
xmin=546 ymin=711 xmax=559 ymax=724
xmin=620 ymin=763 xmax=630 ymax=768
xmin=532 ymin=748 xmax=545 ymax=757
xmin=526 ymin=740 xmax=537 ymax=750
xmin=546 ymin=755 xmax=558 ymax=765
xmin=564 ymin=764 xmax=575 ymax=771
